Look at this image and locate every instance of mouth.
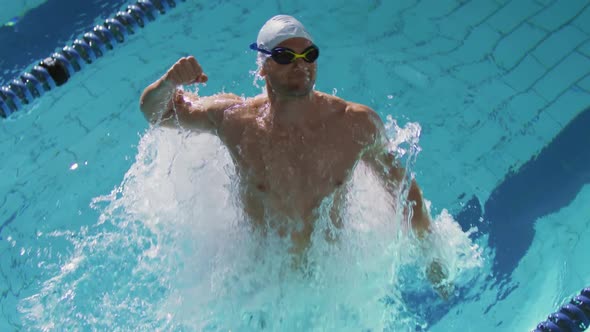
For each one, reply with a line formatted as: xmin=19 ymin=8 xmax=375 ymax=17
xmin=286 ymin=76 xmax=311 ymax=89
xmin=288 ymin=72 xmax=307 ymax=79
xmin=288 ymin=68 xmax=310 ymax=79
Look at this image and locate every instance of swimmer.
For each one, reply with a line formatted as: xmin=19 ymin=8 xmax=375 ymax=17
xmin=140 ymin=15 xmax=449 ymax=297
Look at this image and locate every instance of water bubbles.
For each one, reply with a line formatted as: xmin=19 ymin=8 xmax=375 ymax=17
xmin=384 ymin=115 xmax=423 ymax=171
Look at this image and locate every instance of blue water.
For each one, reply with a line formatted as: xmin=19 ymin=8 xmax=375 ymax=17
xmin=1 ymin=0 xmax=589 ymax=331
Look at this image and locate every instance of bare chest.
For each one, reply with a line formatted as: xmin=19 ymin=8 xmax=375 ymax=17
xmin=229 ymin=121 xmax=363 ymax=196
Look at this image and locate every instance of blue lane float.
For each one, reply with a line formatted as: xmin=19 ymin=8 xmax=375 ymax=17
xmin=0 ymin=0 xmax=185 ymax=118
xmin=533 ymin=287 xmax=590 ymax=332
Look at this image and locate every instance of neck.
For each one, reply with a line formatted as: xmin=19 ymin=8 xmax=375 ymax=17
xmin=267 ymin=85 xmax=314 ymax=104
xmin=267 ymin=86 xmax=315 ymax=125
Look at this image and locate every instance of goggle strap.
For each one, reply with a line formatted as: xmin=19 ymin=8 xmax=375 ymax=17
xmin=249 ymin=43 xmax=272 ymax=55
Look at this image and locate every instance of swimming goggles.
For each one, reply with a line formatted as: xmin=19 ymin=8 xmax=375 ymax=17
xmin=249 ymin=43 xmax=320 ymax=64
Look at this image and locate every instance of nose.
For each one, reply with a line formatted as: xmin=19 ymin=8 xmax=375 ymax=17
xmin=292 ymin=57 xmax=308 ymax=67
xmin=291 ymin=61 xmax=307 ymax=73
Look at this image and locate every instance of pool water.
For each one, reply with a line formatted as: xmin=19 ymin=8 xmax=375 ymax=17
xmin=1 ymin=0 xmax=589 ymax=331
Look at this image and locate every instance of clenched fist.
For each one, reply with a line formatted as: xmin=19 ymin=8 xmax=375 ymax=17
xmin=163 ymin=56 xmax=208 ymax=86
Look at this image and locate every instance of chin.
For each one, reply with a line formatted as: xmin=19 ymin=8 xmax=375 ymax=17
xmin=288 ymin=81 xmax=314 ymax=92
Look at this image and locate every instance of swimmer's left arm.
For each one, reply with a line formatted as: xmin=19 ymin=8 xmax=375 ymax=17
xmin=352 ymin=104 xmax=451 ymax=299
xmin=365 ymin=148 xmax=432 ymax=237
xmin=351 ymin=104 xmax=431 ymax=237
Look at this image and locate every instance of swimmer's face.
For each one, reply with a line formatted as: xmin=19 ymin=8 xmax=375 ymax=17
xmin=260 ymin=37 xmax=317 ymax=97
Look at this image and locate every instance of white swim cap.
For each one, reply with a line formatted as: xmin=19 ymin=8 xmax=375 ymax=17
xmin=256 ymin=15 xmax=313 ymax=51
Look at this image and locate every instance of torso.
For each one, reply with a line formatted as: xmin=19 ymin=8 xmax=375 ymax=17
xmin=217 ymin=92 xmax=375 ymax=251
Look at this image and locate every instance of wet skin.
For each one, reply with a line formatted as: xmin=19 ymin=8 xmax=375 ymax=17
xmin=140 ymin=38 xmax=432 ymax=256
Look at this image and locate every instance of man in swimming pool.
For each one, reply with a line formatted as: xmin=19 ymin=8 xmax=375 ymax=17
xmin=139 ymin=15 xmax=447 ymax=295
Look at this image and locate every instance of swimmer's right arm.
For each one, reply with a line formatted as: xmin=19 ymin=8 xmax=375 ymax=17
xmin=139 ymin=56 xmax=241 ymax=132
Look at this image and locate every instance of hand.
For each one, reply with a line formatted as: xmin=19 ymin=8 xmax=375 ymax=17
xmin=426 ymin=260 xmax=454 ymax=300
xmin=163 ymin=56 xmax=208 ymax=86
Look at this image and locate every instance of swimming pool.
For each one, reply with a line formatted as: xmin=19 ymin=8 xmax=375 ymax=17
xmin=1 ymin=0 xmax=589 ymax=330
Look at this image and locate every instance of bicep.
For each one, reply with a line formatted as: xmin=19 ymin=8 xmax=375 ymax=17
xmin=160 ymin=91 xmax=240 ymax=132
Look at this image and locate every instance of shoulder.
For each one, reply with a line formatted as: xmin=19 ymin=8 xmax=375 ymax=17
xmin=218 ymin=94 xmax=267 ymax=127
xmin=206 ymin=93 xmax=265 ymax=118
xmin=314 ymin=92 xmax=350 ymax=116
xmin=246 ymin=94 xmax=269 ymax=110
xmin=315 ymin=92 xmax=381 ymax=122
xmin=349 ymin=103 xmax=384 ymax=146
xmin=205 ymin=92 xmax=243 ymax=110
xmin=233 ymin=94 xmax=268 ymax=119
xmin=217 ymin=95 xmax=269 ymax=143
xmin=345 ymin=102 xmax=381 ymax=123
xmin=343 ymin=101 xmax=383 ymax=137
xmin=315 ymin=92 xmax=384 ymax=141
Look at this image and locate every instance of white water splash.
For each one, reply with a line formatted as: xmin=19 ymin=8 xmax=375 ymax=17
xmin=19 ymin=120 xmax=483 ymax=331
